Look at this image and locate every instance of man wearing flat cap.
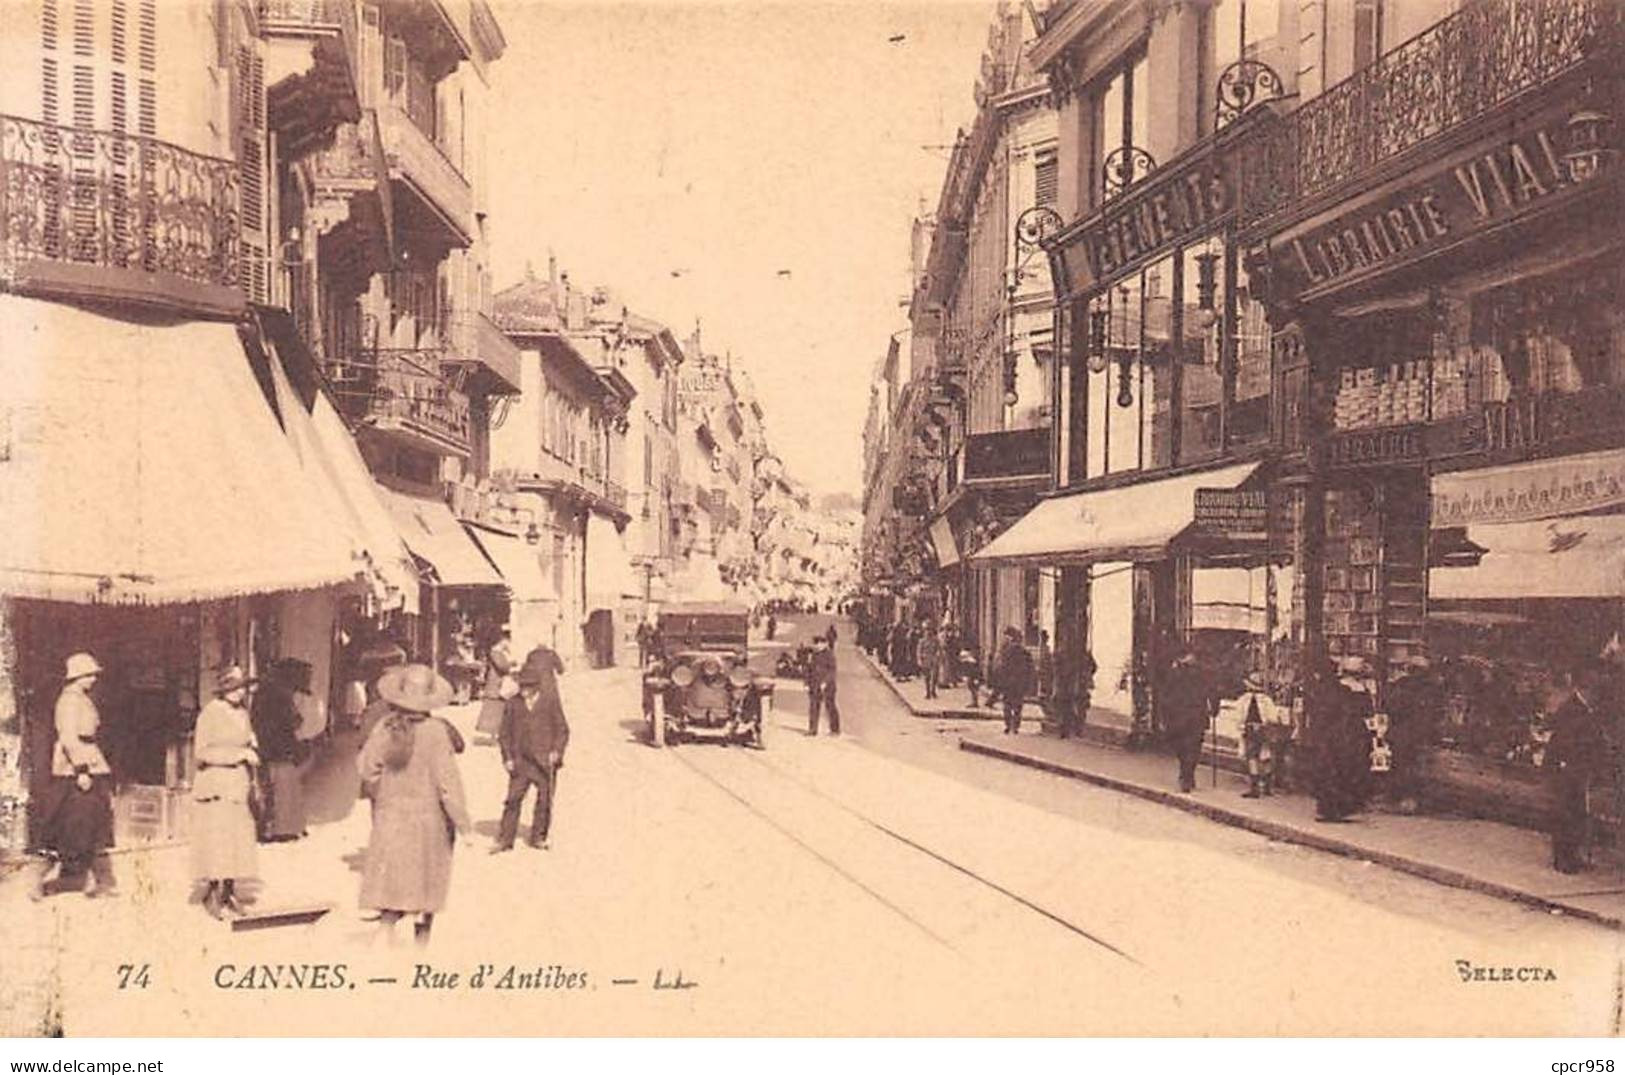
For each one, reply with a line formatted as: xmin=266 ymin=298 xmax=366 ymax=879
xmin=494 ymin=646 xmax=569 ymax=852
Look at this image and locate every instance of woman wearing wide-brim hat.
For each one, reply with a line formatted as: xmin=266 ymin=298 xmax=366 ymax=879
xmin=356 ymin=663 xmax=472 ymax=946
xmin=192 ymin=665 xmax=261 ymax=918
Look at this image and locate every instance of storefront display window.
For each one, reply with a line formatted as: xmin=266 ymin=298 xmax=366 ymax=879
xmin=1231 ymin=254 xmax=1272 ymax=445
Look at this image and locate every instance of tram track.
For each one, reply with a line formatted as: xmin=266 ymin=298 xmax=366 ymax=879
xmin=665 ymin=736 xmax=1140 ymax=968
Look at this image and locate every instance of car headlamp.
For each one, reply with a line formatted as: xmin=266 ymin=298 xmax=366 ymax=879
xmin=671 ymin=664 xmax=696 ymax=688
xmin=728 ymin=667 xmax=752 ymax=689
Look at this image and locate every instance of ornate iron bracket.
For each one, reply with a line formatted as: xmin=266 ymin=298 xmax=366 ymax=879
xmin=1011 ymin=205 xmax=1064 ymax=290
xmin=1215 ymin=59 xmax=1285 ymax=130
xmin=1102 ymin=145 xmax=1156 ymax=201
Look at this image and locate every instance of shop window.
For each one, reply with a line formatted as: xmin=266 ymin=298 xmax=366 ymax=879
xmin=1180 ymin=245 xmax=1225 ymax=459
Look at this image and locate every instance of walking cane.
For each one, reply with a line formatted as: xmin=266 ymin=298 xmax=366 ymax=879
xmin=1209 ymin=703 xmax=1219 ymax=789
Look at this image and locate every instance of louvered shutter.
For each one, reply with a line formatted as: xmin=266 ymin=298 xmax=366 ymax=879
xmin=1035 ymin=153 xmax=1058 ymax=208
xmin=235 ymin=43 xmax=269 ymax=303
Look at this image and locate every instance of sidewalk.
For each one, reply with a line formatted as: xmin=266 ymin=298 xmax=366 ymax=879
xmin=957 ymin=729 xmax=1625 ymax=929
xmin=852 ymin=640 xmax=1624 ymax=927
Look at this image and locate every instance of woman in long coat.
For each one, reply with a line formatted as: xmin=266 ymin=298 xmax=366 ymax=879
xmin=357 ymin=663 xmax=471 ymax=946
xmin=192 ymin=665 xmax=260 ymax=918
xmin=250 ymin=658 xmax=309 ymax=841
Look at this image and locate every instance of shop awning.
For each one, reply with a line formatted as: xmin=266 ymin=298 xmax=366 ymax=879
xmin=1431 ymin=447 xmax=1625 ymax=527
xmin=465 ymin=525 xmax=549 ymax=602
xmin=380 ymin=489 xmax=504 ymax=589
xmin=928 ymin=516 xmax=960 ymax=568
xmin=1430 ymin=515 xmax=1625 ymax=601
xmin=970 ymin=461 xmax=1262 ymax=566
xmin=0 ymin=294 xmax=357 ymax=604
xmin=261 ymin=329 xmax=420 ymax=614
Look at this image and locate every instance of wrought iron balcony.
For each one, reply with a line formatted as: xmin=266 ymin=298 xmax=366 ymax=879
xmin=328 ymin=347 xmax=471 ymax=456
xmin=379 ymin=100 xmax=473 ymax=247
xmin=0 ymin=113 xmax=241 ymax=312
xmin=1241 ymin=0 xmax=1620 ymax=225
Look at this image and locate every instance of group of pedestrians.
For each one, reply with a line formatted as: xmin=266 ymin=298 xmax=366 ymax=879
xmin=28 ymin=635 xmax=573 ymax=946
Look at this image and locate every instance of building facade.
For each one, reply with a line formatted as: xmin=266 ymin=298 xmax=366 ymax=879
xmin=0 ymin=0 xmax=516 ymax=847
xmin=987 ymin=0 xmax=1624 ymax=827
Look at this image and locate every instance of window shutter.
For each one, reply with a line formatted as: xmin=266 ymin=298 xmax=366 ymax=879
xmin=1035 ymin=153 xmax=1058 ymax=208
xmin=1353 ymin=0 xmax=1382 ymax=72
xmin=236 ymin=43 xmax=269 ymax=303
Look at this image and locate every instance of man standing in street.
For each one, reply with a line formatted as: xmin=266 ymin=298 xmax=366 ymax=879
xmin=34 ymin=652 xmax=117 ymax=899
xmin=494 ymin=647 xmax=569 ymax=852
xmin=995 ymin=627 xmax=1035 ymax=736
xmin=806 ymin=634 xmax=841 ymax=736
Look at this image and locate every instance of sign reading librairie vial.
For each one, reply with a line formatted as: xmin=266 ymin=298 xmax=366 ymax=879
xmin=1193 ymin=488 xmax=1268 ymax=539
xmin=1269 ymin=110 xmax=1599 ymax=301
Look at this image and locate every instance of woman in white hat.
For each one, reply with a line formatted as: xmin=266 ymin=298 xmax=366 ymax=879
xmin=192 ymin=665 xmax=260 ymax=918
xmin=357 ymin=663 xmax=471 ymax=946
xmin=33 ymin=652 xmax=118 ymax=900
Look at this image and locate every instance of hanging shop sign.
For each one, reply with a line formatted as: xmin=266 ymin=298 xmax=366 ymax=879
xmin=1267 ymin=107 xmax=1611 ymax=302
xmin=1192 ymin=487 xmax=1268 ymax=540
xmin=1049 ymin=151 xmax=1238 ymax=298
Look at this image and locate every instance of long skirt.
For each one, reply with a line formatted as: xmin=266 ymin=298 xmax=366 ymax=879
xmin=41 ymin=777 xmax=114 ymax=859
xmin=359 ymin=800 xmax=455 ymax=914
xmin=475 ymin=696 xmax=506 ymax=736
xmin=191 ymin=798 xmax=259 ymax=881
xmin=261 ymin=761 xmax=306 ymax=839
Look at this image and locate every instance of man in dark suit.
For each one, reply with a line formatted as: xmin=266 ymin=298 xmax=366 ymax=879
xmin=807 ymin=635 xmax=841 ymax=736
xmin=1162 ymin=647 xmax=1212 ymax=793
xmin=1546 ymin=660 xmax=1607 ymax=874
xmin=494 ymin=647 xmax=570 ymax=852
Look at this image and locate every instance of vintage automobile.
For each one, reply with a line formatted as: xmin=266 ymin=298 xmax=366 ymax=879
xmin=642 ymin=601 xmax=774 ymax=747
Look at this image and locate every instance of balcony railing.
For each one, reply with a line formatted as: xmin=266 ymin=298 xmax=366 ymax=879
xmin=1240 ymin=0 xmax=1619 ymax=225
xmin=0 ymin=113 xmax=240 ymax=298
xmin=379 ymin=100 xmax=473 ymax=243
xmin=328 ymin=347 xmax=471 ymax=454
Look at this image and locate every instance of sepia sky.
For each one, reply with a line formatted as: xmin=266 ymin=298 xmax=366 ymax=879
xmin=486 ymin=0 xmax=999 ymax=496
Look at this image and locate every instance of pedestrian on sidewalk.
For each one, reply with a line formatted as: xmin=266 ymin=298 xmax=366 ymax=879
xmin=942 ymin=621 xmax=961 ymax=686
xmin=1237 ymin=671 xmax=1282 ymax=798
xmin=193 ymin=665 xmax=260 ymax=919
xmin=918 ymin=621 xmax=942 ymax=700
xmin=1036 ymin=630 xmax=1054 ymax=705
xmin=767 ymin=612 xmax=778 ymax=641
xmin=824 ymin=622 xmax=838 ymax=648
xmin=995 ymin=628 xmax=1035 ymax=735
xmin=494 ymin=647 xmax=570 ymax=852
xmin=1384 ymin=655 xmax=1439 ymax=813
xmin=476 ymin=628 xmax=517 ymax=737
xmin=1545 ymin=659 xmax=1607 ymax=874
xmin=806 ymin=635 xmax=841 ymax=736
xmin=1311 ymin=658 xmax=1375 ymax=822
xmin=251 ymin=658 xmax=310 ymax=842
xmin=1059 ymin=646 xmax=1098 ymax=739
xmin=1163 ymin=647 xmax=1212 ymax=793
xmin=31 ymin=652 xmax=118 ymax=901
xmin=960 ymin=635 xmax=983 ymax=708
xmin=358 ymin=664 xmax=471 ymax=946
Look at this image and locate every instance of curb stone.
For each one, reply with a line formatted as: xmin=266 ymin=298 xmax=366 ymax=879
xmin=959 ymin=735 xmax=1622 ymax=931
